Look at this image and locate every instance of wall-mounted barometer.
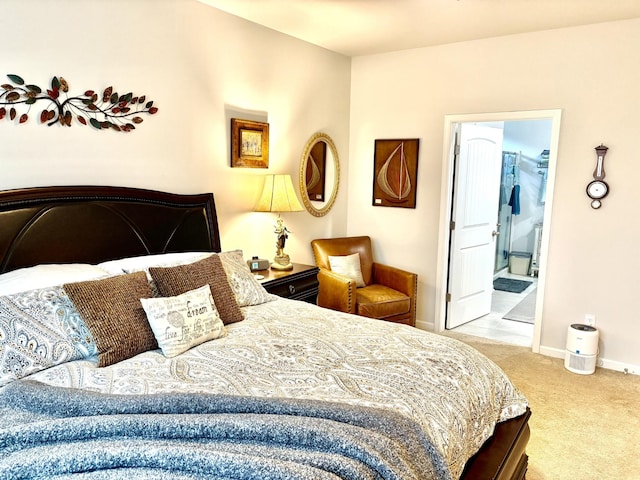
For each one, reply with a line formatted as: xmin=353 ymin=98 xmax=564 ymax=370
xmin=586 ymin=144 xmax=609 ymax=209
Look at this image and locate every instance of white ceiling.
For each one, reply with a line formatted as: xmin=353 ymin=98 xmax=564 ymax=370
xmin=198 ymin=0 xmax=640 ymax=56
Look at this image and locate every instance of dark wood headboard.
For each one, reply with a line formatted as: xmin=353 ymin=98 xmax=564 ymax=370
xmin=0 ymin=186 xmax=221 ymax=274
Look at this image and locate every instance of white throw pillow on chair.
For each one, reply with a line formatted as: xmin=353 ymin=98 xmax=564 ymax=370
xmin=328 ymin=253 xmax=366 ymax=287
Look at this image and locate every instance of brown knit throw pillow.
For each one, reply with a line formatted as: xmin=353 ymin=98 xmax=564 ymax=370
xmin=149 ymin=254 xmax=244 ymax=325
xmin=64 ymin=271 xmax=157 ymax=367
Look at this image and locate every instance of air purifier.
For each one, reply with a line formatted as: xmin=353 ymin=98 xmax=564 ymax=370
xmin=564 ymin=323 xmax=599 ymax=375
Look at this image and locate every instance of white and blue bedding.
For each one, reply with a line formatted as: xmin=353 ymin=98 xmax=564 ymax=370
xmin=0 ymin=254 xmax=527 ymax=479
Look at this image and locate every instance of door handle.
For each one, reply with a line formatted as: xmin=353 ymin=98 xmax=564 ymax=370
xmin=492 ymin=230 xmax=500 ymax=237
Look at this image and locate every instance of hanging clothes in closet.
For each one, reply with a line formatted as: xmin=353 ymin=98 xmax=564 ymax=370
xmin=508 ymin=154 xmax=521 ymax=215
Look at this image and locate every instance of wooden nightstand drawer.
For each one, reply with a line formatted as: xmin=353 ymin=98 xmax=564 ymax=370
xmin=260 ymin=263 xmax=319 ymax=304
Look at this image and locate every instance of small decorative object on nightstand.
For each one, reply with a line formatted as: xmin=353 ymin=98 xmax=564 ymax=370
xmin=259 ymin=263 xmax=319 ymax=304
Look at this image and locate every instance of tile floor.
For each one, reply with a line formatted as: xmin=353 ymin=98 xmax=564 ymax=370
xmin=450 ymin=271 xmax=536 ymax=347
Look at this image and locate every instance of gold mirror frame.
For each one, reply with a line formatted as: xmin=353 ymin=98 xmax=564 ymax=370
xmin=299 ymin=132 xmax=340 ymax=217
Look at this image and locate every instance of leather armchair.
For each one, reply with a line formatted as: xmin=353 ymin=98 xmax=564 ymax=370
xmin=311 ymin=236 xmax=417 ymax=326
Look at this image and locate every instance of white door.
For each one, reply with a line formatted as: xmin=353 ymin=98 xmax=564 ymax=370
xmin=446 ymin=123 xmax=503 ymax=329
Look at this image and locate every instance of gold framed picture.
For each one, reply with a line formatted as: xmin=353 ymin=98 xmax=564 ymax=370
xmin=372 ymin=138 xmax=419 ymax=208
xmin=231 ymin=118 xmax=269 ymax=168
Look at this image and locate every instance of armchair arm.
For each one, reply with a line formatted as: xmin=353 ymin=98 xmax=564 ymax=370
xmin=317 ymin=268 xmax=357 ymax=314
xmin=372 ymin=263 xmax=417 ymax=298
xmin=372 ymin=263 xmax=418 ymax=325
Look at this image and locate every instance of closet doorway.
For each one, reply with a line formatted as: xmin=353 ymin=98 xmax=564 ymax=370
xmin=435 ymin=110 xmax=562 ymax=353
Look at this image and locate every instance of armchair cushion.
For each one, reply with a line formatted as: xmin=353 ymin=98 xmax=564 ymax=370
xmin=356 ymin=285 xmax=410 ymax=320
xmin=328 ymin=253 xmax=365 ymax=287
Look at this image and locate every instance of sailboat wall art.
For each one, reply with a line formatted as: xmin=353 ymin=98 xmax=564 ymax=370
xmin=372 ymin=138 xmax=419 ymax=208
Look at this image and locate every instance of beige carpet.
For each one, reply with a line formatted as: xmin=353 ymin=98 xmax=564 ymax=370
xmin=444 ymin=331 xmax=640 ymax=480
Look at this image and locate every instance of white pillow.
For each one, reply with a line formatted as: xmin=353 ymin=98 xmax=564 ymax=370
xmin=140 ymin=284 xmax=226 ymax=358
xmin=0 ymin=264 xmax=109 ymax=296
xmin=97 ymin=252 xmax=213 ymax=275
xmin=328 ymin=253 xmax=366 ymax=287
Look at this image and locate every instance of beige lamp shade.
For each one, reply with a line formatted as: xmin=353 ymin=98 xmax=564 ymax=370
xmin=255 ymin=174 xmax=304 ymax=212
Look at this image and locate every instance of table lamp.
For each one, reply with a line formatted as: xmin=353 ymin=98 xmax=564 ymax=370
xmin=255 ymin=174 xmax=303 ymax=270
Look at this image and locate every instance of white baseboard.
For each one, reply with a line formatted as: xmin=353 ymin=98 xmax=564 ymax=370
xmin=537 ymin=345 xmax=566 ymax=360
xmin=539 ymin=345 xmax=640 ymax=376
xmin=415 ymin=319 xmax=433 ymax=331
xmin=414 ymin=321 xmax=640 ymax=376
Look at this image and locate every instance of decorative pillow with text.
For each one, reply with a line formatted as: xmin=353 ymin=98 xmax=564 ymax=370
xmin=140 ymin=285 xmax=226 ymax=358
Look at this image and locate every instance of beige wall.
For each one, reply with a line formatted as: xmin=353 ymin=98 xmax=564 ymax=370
xmin=348 ymin=19 xmax=640 ymax=371
xmin=0 ymin=0 xmax=351 ymax=264
xmin=3 ymin=1 xmax=638 ymax=372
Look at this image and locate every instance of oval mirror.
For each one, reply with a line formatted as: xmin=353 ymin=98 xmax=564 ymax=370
xmin=299 ymin=132 xmax=340 ymax=217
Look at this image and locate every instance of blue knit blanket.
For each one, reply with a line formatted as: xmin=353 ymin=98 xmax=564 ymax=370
xmin=0 ymin=380 xmax=449 ymax=479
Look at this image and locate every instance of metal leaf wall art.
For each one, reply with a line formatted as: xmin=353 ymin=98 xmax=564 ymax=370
xmin=0 ymin=74 xmax=158 ymax=132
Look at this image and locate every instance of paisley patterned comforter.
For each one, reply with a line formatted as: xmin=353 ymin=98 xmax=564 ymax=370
xmin=22 ymin=297 xmax=527 ymax=479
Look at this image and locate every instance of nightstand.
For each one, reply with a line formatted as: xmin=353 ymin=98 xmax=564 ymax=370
xmin=259 ymin=263 xmax=319 ymax=304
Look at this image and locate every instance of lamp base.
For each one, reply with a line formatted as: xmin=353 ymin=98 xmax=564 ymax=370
xmin=271 ymin=253 xmax=293 ymax=271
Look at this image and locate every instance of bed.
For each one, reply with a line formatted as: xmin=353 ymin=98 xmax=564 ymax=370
xmin=0 ymin=185 xmax=531 ymax=480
